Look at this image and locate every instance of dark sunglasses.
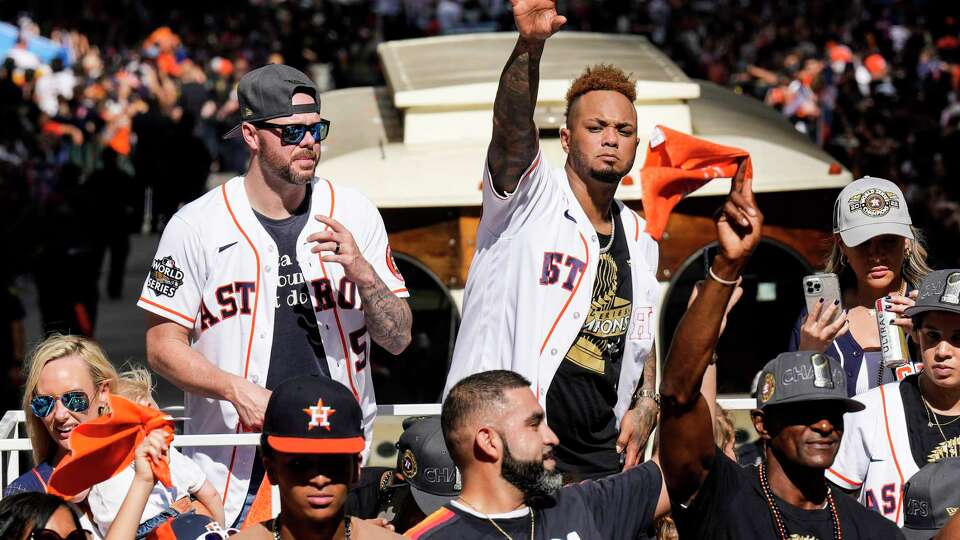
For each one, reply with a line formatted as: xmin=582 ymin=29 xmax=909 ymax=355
xmin=30 ymin=391 xmax=90 ymax=418
xmin=31 ymin=529 xmax=90 ymax=540
xmin=255 ymin=120 xmax=330 ymax=145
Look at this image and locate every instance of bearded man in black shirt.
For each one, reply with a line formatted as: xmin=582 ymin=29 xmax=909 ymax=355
xmin=658 ymin=166 xmax=903 ymax=539
xmin=406 ymin=369 xmax=670 ymax=539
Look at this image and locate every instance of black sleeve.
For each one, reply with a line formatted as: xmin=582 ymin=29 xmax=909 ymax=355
xmin=674 ymin=447 xmax=746 ymax=538
xmin=562 ymin=460 xmax=662 ymax=537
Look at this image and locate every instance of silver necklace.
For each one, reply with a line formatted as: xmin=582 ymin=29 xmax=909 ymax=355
xmin=599 ymin=210 xmax=615 ymax=254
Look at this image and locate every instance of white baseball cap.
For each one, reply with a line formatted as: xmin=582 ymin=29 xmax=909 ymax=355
xmin=832 ymin=176 xmax=913 ymax=247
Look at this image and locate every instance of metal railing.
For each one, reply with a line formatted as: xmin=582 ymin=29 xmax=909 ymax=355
xmin=0 ymin=398 xmax=756 ymax=497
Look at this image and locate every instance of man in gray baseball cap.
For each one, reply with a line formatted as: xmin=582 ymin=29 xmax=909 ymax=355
xmin=833 ymin=176 xmax=913 ymax=247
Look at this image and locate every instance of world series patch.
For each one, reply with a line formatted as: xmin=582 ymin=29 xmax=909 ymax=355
xmin=848 ymin=188 xmax=900 ymax=217
xmin=147 ymin=256 xmax=184 ymax=298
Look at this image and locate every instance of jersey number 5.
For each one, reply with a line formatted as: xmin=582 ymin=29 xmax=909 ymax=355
xmin=350 ymin=326 xmax=368 ymax=372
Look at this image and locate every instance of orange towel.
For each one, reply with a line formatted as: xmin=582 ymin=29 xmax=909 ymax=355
xmin=241 ymin=475 xmax=273 ymax=529
xmin=641 ymin=125 xmax=752 ymax=241
xmin=48 ymin=395 xmax=174 ymax=498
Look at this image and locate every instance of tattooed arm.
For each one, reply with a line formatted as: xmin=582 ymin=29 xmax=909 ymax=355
xmin=309 ymin=215 xmax=412 ymax=355
xmin=357 ymin=275 xmax=413 ymax=355
xmin=488 ymin=0 xmax=566 ymax=194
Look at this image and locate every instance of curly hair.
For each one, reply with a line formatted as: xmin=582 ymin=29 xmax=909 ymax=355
xmin=565 ymin=64 xmax=637 ymax=121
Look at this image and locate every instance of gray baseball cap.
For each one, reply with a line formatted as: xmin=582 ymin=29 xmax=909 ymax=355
xmin=396 ymin=416 xmax=461 ymax=515
xmin=223 ymin=63 xmax=321 ymax=139
xmin=756 ymin=352 xmax=865 ymax=412
xmin=901 ymin=457 xmax=960 ymax=539
xmin=833 ymin=176 xmax=913 ymax=247
xmin=904 ymin=269 xmax=960 ymax=319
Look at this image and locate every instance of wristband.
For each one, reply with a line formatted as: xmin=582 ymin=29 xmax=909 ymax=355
xmin=708 ymin=266 xmax=740 ymax=286
xmin=634 ymin=389 xmax=661 ymax=409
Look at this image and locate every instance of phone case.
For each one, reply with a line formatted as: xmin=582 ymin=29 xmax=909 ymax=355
xmin=803 ymin=273 xmax=844 ymax=325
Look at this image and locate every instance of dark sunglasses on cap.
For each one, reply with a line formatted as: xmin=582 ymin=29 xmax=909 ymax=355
xmin=30 ymin=391 xmax=90 ymax=418
xmin=31 ymin=529 xmax=91 ymax=540
xmin=254 ymin=120 xmax=330 ymax=145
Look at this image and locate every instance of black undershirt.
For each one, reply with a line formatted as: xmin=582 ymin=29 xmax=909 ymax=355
xmin=546 ymin=209 xmax=633 ymax=479
xmin=900 ymin=373 xmax=960 ymax=467
xmin=247 ymin=186 xmax=329 ymax=506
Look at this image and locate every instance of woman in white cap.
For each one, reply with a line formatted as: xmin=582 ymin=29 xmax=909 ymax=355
xmin=789 ymin=176 xmax=932 ymax=395
xmin=826 ymin=269 xmax=960 ymax=528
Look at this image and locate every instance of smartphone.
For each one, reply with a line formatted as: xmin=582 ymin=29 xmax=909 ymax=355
xmin=803 ymin=273 xmax=843 ymax=325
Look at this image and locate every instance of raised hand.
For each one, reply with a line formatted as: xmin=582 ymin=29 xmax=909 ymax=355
xmin=511 ymin=0 xmax=567 ymax=41
xmin=715 ymin=160 xmax=763 ymax=269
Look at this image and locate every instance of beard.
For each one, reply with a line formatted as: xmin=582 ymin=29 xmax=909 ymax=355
xmin=258 ymin=138 xmax=316 ymax=186
xmin=500 ymin=437 xmax=562 ymax=507
xmin=568 ymin=145 xmax=633 ymax=185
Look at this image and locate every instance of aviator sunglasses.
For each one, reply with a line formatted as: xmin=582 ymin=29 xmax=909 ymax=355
xmin=254 ymin=120 xmax=331 ymax=145
xmin=30 ymin=391 xmax=90 ymax=418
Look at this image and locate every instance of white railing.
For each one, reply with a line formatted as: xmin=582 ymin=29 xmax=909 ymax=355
xmin=0 ymin=398 xmax=756 ymax=496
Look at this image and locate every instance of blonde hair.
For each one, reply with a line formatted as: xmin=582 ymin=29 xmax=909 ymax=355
xmin=117 ymin=368 xmax=157 ymax=408
xmin=824 ymin=226 xmax=933 ymax=288
xmin=22 ymin=335 xmax=119 ymax=465
xmin=714 ymin=405 xmax=736 ymax=453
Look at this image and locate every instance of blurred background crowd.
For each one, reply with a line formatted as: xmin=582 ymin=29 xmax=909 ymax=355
xmin=1 ymin=0 xmax=959 ymax=408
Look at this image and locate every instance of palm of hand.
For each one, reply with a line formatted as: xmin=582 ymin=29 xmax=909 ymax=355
xmin=512 ymin=0 xmax=564 ymax=39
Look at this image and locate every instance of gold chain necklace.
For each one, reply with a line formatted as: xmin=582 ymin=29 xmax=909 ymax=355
xmin=458 ymin=498 xmax=534 ymax=540
xmin=921 ymin=395 xmax=960 ymax=442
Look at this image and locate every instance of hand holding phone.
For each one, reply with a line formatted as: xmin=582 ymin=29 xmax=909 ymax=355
xmin=799 ymin=273 xmax=848 ymax=351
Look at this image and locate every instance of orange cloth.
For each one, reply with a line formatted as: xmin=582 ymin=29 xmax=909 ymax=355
xmin=242 ymin=476 xmax=273 ymax=529
xmin=109 ymin=126 xmax=132 ymax=156
xmin=640 ymin=125 xmax=752 ymax=241
xmin=48 ymin=395 xmax=174 ymax=498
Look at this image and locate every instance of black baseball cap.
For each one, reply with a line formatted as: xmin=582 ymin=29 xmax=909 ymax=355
xmin=396 ymin=416 xmax=461 ymax=515
xmin=901 ymin=458 xmax=960 ymax=539
xmin=262 ymin=375 xmax=365 ymax=454
xmin=756 ymin=352 xmax=865 ymax=412
xmin=905 ymin=269 xmax=960 ymax=319
xmin=223 ymin=63 xmax=321 ymax=139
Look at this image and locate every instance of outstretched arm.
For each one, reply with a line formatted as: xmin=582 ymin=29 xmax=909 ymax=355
xmin=487 ymin=0 xmax=566 ymax=194
xmin=658 ymin=162 xmax=763 ymax=504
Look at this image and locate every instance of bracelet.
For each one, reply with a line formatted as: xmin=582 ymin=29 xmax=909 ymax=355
xmin=634 ymin=389 xmax=661 ymax=408
xmin=708 ymin=266 xmax=740 ymax=286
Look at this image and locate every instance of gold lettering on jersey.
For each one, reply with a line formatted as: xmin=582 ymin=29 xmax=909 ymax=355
xmin=787 ymin=535 xmax=819 ymax=540
xmin=927 ymin=436 xmax=960 ymax=463
xmin=564 ymin=252 xmax=632 ymax=374
xmin=947 ymin=507 xmax=958 ymax=517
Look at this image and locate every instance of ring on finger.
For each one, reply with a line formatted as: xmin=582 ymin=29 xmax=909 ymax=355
xmin=334 ymin=242 xmax=341 ymax=255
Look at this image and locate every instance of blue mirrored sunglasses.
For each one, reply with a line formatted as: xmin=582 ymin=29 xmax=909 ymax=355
xmin=30 ymin=391 xmax=90 ymax=418
xmin=255 ymin=120 xmax=330 ymax=145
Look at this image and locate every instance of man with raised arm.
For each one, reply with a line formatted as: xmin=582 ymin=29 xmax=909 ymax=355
xmin=658 ymin=167 xmax=903 ymax=538
xmin=444 ymin=0 xmax=662 ymax=480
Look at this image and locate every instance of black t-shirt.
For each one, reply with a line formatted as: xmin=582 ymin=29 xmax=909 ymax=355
xmin=546 ymin=210 xmax=633 ymax=479
xmin=409 ymin=461 xmax=661 ymax=539
xmin=252 ymin=187 xmax=330 ymax=388
xmin=900 ymin=373 xmax=960 ymax=467
xmin=674 ymin=448 xmax=905 ymax=539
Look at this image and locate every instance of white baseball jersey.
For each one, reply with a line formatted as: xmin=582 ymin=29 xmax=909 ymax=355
xmin=137 ymin=175 xmax=407 ymax=524
xmin=826 ymin=381 xmax=918 ymax=526
xmin=444 ymin=149 xmax=660 ymax=423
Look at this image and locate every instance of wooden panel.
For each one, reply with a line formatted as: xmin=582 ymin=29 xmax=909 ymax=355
xmin=381 ymin=208 xmax=463 ymax=287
